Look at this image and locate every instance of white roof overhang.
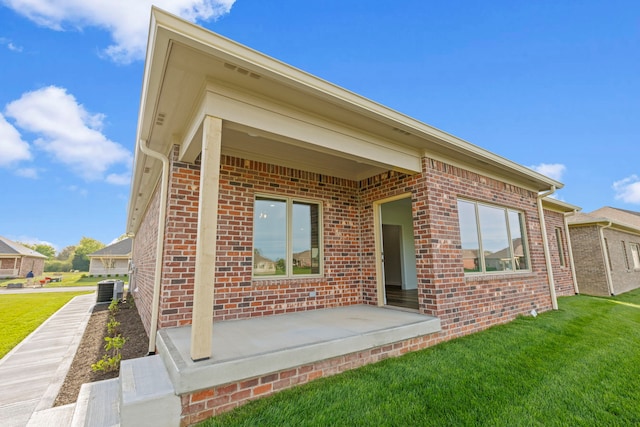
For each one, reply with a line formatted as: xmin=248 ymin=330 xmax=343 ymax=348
xmin=127 ymin=7 xmax=563 ymax=234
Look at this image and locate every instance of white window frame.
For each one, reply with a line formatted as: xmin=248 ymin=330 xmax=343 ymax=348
xmin=621 ymin=241 xmax=630 ymax=270
xmin=630 ymin=243 xmax=640 ymax=270
xmin=252 ymin=194 xmax=323 ymax=279
xmin=458 ymin=199 xmax=531 ymax=275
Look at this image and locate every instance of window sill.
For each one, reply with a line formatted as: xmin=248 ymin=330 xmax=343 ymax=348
xmin=252 ymin=276 xmax=326 ymax=286
xmin=464 ymin=271 xmax=534 ymax=281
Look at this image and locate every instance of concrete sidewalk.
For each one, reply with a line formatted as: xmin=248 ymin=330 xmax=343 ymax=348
xmin=0 ymin=292 xmax=96 ymax=427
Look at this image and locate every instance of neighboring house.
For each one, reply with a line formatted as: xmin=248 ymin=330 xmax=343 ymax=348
xmin=252 ymin=252 xmax=276 ymax=275
xmin=541 ymin=197 xmax=581 ymax=297
xmin=568 ymin=206 xmax=640 ymax=296
xmin=0 ymin=236 xmax=47 ymax=278
xmin=120 ymin=8 xmax=579 ymax=424
xmin=88 ymin=238 xmax=132 ymax=276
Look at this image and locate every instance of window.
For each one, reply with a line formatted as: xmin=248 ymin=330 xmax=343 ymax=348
xmin=555 ymin=228 xmax=566 ymax=267
xmin=458 ymin=199 xmax=529 ymax=274
xmin=631 ymin=243 xmax=640 ymax=270
xmin=253 ymin=195 xmax=321 ymax=277
xmin=622 ymin=241 xmax=630 ymax=270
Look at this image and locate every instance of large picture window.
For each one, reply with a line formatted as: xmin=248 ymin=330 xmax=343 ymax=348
xmin=458 ymin=199 xmax=530 ymax=274
xmin=253 ymin=195 xmax=321 ymax=277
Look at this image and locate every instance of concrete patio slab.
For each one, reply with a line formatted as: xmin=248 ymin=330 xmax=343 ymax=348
xmin=157 ymin=304 xmax=441 ymax=394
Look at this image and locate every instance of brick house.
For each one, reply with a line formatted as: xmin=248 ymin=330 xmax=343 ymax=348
xmin=568 ymin=206 xmax=640 ymax=296
xmin=87 ymin=237 xmax=132 ymax=276
xmin=541 ymin=198 xmax=581 ymax=297
xmin=119 ymin=8 xmax=578 ymax=425
xmin=0 ymin=236 xmax=47 ymax=278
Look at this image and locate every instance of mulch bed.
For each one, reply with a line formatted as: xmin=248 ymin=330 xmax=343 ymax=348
xmin=54 ymin=297 xmax=149 ymax=406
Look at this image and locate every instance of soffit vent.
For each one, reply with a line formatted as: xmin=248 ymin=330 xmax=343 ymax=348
xmin=224 ymin=62 xmax=261 ymax=79
xmin=155 ymin=112 xmax=166 ymax=126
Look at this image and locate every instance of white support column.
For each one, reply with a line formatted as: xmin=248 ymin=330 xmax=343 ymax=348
xmin=190 ymin=116 xmax=222 ymax=361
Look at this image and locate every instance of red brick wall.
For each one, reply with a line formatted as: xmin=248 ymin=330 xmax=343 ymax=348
xmin=418 ymin=158 xmax=551 ymax=335
xmin=134 ymin=148 xmax=556 ymax=344
xmin=156 ymin=151 xmax=363 ymax=328
xmin=359 ymin=159 xmax=553 ymax=337
xmin=543 ymin=209 xmax=575 ymax=297
xmin=179 ymin=331 xmax=447 ymax=426
xmin=132 ymin=182 xmax=162 ymax=337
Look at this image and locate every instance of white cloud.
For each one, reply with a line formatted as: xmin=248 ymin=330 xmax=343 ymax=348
xmin=106 ymin=172 xmax=131 ymax=186
xmin=529 ymin=163 xmax=566 ymax=182
xmin=613 ymin=175 xmax=640 ymax=204
xmin=67 ymin=184 xmax=89 ymax=197
xmin=15 ymin=167 xmax=38 ymax=178
xmin=0 ymin=37 xmax=23 ymax=52
xmin=11 ymin=235 xmax=58 ymax=251
xmin=5 ymin=86 xmax=132 ymax=182
xmin=0 ymin=113 xmax=32 ymax=166
xmin=2 ymin=0 xmax=236 ymax=63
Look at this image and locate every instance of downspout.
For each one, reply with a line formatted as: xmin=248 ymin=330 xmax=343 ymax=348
xmin=563 ymin=210 xmax=580 ymax=294
xmin=125 ymin=233 xmax=135 ymax=301
xmin=598 ymin=222 xmax=614 ymax=295
xmin=537 ymin=186 xmax=558 ymax=310
xmin=137 ymin=139 xmax=170 ymax=355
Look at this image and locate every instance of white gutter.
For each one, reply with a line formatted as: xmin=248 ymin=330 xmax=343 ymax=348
xmin=137 ymin=139 xmax=170 ymax=355
xmin=564 ymin=210 xmax=580 ymax=294
xmin=537 ymin=186 xmax=558 ymax=310
xmin=598 ymin=222 xmax=615 ymax=295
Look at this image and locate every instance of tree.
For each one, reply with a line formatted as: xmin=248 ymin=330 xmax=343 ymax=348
xmin=33 ymin=243 xmax=56 ymax=258
xmin=72 ymin=237 xmax=105 ymax=271
xmin=18 ymin=242 xmax=55 ymax=258
xmin=56 ymin=245 xmax=76 ymax=261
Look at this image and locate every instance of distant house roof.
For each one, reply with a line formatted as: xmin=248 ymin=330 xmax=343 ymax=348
xmin=541 ymin=197 xmax=581 ymax=213
xmin=568 ymin=206 xmax=640 ymax=235
xmin=0 ymin=236 xmax=48 ymax=258
xmin=88 ymin=238 xmax=133 ymax=257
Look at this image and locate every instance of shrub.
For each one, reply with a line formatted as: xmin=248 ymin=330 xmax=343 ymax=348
xmin=44 ymin=260 xmax=72 ymax=272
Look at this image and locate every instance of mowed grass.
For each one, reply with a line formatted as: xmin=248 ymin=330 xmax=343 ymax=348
xmin=0 ymin=291 xmax=91 ymax=358
xmin=0 ymin=272 xmax=111 ymax=288
xmin=201 ymin=290 xmax=640 ymax=426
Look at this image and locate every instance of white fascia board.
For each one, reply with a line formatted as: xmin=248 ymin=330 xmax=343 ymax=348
xmin=569 ymin=217 xmax=640 ymax=236
xmin=541 ymin=197 xmax=582 ymax=213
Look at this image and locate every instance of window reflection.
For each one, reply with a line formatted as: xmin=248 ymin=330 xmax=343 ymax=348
xmin=253 ymin=197 xmax=286 ymax=276
xmin=479 ymin=205 xmax=512 ymax=272
xmin=458 ymin=200 xmax=481 ymax=272
xmin=253 ymin=196 xmax=322 ymax=277
xmin=457 ymin=200 xmax=529 ymax=274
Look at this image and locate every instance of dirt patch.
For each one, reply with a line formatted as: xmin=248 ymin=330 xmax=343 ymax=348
xmin=54 ymin=298 xmax=148 ymax=406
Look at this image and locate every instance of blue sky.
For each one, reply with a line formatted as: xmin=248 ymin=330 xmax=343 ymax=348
xmin=1 ymin=0 xmax=638 ymax=251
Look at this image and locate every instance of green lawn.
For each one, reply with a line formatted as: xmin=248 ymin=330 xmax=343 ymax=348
xmin=0 ymin=291 xmax=91 ymax=358
xmin=0 ymin=272 xmax=117 ymax=288
xmin=201 ymin=290 xmax=640 ymax=426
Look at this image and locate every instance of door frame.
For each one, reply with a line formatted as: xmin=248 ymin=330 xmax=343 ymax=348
xmin=373 ymin=192 xmax=412 ymax=307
